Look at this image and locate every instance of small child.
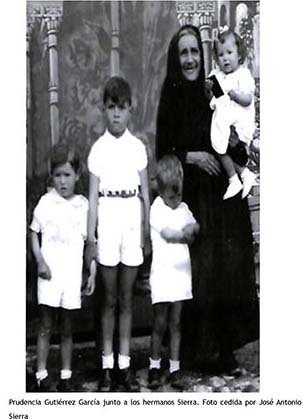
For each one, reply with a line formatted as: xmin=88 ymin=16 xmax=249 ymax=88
xmin=205 ymin=28 xmax=256 ymax=200
xmin=30 ymin=144 xmax=96 ymax=392
xmin=148 ymin=155 xmax=199 ymax=390
xmin=86 ymin=76 xmax=151 ymax=392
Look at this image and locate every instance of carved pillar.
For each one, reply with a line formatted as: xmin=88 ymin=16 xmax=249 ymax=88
xmin=110 ymin=1 xmax=120 ymax=77
xmin=27 ymin=2 xmax=63 ymax=147
xmin=45 ymin=15 xmax=61 ymax=145
xmin=26 ymin=21 xmax=35 ymax=179
xmin=176 ymin=1 xmax=215 ymax=76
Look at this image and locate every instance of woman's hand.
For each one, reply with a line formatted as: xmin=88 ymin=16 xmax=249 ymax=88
xmin=186 ymin=151 xmax=220 ymax=175
xmin=204 ymin=79 xmax=214 ymax=101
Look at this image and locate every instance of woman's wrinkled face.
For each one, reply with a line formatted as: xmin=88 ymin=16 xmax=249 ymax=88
xmin=178 ymin=33 xmax=201 ymax=81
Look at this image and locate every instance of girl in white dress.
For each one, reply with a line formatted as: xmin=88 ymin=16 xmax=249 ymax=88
xmin=148 ymin=155 xmax=199 ymax=389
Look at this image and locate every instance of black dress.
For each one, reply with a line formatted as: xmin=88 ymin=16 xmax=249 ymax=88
xmin=156 ymin=45 xmax=259 ymax=366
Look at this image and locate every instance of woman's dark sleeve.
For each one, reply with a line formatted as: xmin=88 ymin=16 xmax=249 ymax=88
xmin=155 ymin=86 xmax=187 ymax=164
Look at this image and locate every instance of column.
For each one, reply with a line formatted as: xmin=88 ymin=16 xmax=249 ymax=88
xmin=27 ymin=2 xmax=63 ymax=147
xmin=176 ymin=1 xmax=215 ymax=76
xmin=45 ymin=15 xmax=61 ymax=145
xmin=26 ymin=21 xmax=34 ymax=179
xmin=110 ymin=1 xmax=120 ymax=77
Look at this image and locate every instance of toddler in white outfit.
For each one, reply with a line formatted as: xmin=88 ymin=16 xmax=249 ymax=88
xmin=148 ymin=155 xmax=199 ymax=390
xmin=205 ymin=29 xmax=256 ymax=200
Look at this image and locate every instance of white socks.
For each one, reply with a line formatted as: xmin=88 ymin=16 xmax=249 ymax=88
xmin=240 ymin=168 xmax=256 ymax=199
xmin=60 ymin=369 xmax=72 ymax=380
xmin=223 ymin=174 xmax=243 ymax=200
xmin=102 ymin=353 xmax=130 ymax=370
xmin=36 ymin=369 xmax=48 ymax=382
xmin=149 ymin=358 xmax=180 ymax=373
xmin=118 ymin=354 xmax=130 ymax=370
xmin=149 ymin=358 xmax=161 ymax=370
xmin=102 ymin=353 xmax=114 ymax=369
xmin=169 ymin=360 xmax=180 ymax=374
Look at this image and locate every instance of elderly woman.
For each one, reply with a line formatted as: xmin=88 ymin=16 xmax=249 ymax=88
xmin=155 ymin=24 xmax=259 ymax=374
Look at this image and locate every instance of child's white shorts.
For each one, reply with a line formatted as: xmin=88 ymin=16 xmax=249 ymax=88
xmin=97 ymin=196 xmax=143 ymax=267
xmin=37 ymin=252 xmax=82 ymax=310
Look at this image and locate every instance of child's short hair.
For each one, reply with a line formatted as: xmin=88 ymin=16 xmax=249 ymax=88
xmin=50 ymin=143 xmax=81 ymax=174
xmin=103 ymin=76 xmax=132 ymax=106
xmin=213 ymin=29 xmax=247 ymax=65
xmin=156 ymin=155 xmax=183 ymax=194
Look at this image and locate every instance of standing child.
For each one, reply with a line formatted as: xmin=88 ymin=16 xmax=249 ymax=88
xmin=148 ymin=155 xmax=199 ymax=390
xmin=205 ymin=28 xmax=256 ymax=200
xmin=30 ymin=144 xmax=95 ymax=392
xmin=86 ymin=76 xmax=150 ymax=392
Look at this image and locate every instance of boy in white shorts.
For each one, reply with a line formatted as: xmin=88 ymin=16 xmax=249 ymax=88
xmin=86 ymin=76 xmax=151 ymax=392
xmin=30 ymin=144 xmax=96 ymax=392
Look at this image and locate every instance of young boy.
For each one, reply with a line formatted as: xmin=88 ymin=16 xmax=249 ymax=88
xmin=148 ymin=155 xmax=199 ymax=390
xmin=86 ymin=76 xmax=150 ymax=391
xmin=30 ymin=144 xmax=95 ymax=392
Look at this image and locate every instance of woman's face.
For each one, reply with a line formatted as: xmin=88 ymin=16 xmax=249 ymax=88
xmin=178 ymin=33 xmax=201 ymax=81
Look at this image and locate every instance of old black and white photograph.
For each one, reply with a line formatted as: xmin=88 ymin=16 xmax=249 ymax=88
xmin=25 ymin=0 xmax=260 ymax=394
xmin=1 ymin=0 xmax=303 ymax=417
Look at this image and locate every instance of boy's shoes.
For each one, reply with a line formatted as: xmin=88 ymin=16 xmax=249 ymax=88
xmin=57 ymin=378 xmax=72 ymax=392
xmin=223 ymin=175 xmax=242 ymax=200
xmin=169 ymin=370 xmax=184 ymax=390
xmin=240 ymin=169 xmax=256 ymax=199
xmin=118 ymin=368 xmax=139 ymax=392
xmin=148 ymin=368 xmax=161 ymax=390
xmin=36 ymin=375 xmax=52 ymax=392
xmin=98 ymin=368 xmax=112 ymax=392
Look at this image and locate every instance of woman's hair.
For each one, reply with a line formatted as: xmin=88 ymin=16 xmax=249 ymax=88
xmin=165 ymin=24 xmax=205 ymax=87
xmin=213 ymin=29 xmax=247 ymax=65
xmin=103 ymin=76 xmax=132 ymax=106
xmin=156 ymin=154 xmax=183 ymax=194
xmin=50 ymin=143 xmax=81 ymax=174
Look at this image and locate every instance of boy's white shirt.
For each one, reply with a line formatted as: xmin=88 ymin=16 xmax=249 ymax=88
xmin=87 ymin=128 xmax=147 ymax=191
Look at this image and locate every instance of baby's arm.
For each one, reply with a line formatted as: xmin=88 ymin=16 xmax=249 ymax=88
xmin=228 ymin=89 xmax=253 ymax=107
xmin=228 ymin=70 xmax=254 ymax=107
xmin=85 ymin=172 xmax=99 ymax=268
xmin=139 ymin=168 xmax=151 ymax=257
xmin=31 ymin=231 xmax=51 ymax=280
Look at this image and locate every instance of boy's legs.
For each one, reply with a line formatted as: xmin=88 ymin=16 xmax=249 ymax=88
xmin=57 ymin=308 xmax=73 ymax=391
xmin=36 ymin=304 xmax=53 ymax=389
xmin=117 ymin=264 xmax=140 ymax=390
xmin=98 ymin=264 xmax=118 ymax=391
xmin=168 ymin=301 xmax=184 ymax=389
xmin=218 ymin=153 xmax=242 ymax=200
xmin=149 ymin=303 xmax=169 ymax=389
xmin=169 ymin=302 xmax=183 ymax=362
xmin=118 ymin=264 xmax=138 ymax=358
xmin=99 ymin=265 xmax=118 ymax=357
xmin=150 ymin=303 xmax=169 ymax=360
xmin=60 ymin=308 xmax=73 ymax=371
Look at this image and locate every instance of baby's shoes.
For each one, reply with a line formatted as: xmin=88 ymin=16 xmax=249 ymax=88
xmin=223 ymin=175 xmax=242 ymax=200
